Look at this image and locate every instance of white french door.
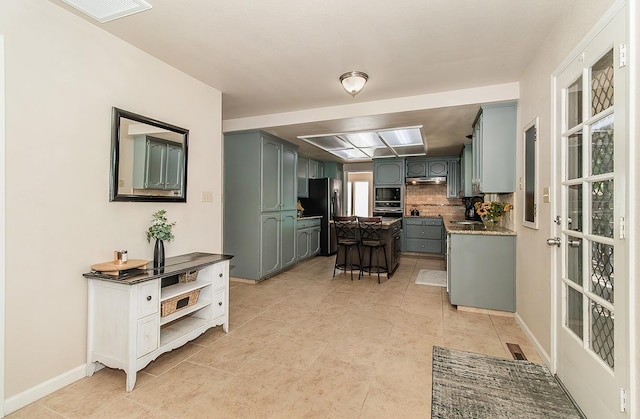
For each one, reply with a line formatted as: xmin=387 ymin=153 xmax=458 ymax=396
xmin=553 ymin=6 xmax=628 ymax=418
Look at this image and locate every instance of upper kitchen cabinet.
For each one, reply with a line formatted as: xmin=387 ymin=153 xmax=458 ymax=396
xmin=224 ymin=130 xmax=298 ymax=280
xmin=460 ymin=143 xmax=473 ymax=197
xmin=405 ymin=157 xmax=451 ymax=179
xmin=428 ymin=160 xmax=447 ymax=176
xmin=297 ymin=155 xmax=310 ymax=198
xmin=406 ymin=158 xmax=427 ymax=178
xmin=323 ymin=162 xmax=343 ymax=181
xmin=472 ymin=102 xmax=517 ymax=194
xmin=374 ymin=158 xmax=404 ymax=186
xmin=297 ymin=155 xmax=323 ymax=198
xmin=446 ymin=159 xmax=461 ymax=198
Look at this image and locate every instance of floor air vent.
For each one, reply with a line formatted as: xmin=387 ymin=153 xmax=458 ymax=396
xmin=506 ymin=343 xmax=527 ymax=360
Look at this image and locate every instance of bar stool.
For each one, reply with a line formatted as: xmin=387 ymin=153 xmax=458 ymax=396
xmin=357 ymin=216 xmax=389 ymax=284
xmin=333 ymin=216 xmax=361 ymax=280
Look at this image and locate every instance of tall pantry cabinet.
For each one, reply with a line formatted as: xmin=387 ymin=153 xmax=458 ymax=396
xmin=224 ymin=131 xmax=297 ymax=280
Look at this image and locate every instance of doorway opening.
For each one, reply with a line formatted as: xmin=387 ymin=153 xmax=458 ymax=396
xmin=346 ymin=172 xmax=373 ymax=217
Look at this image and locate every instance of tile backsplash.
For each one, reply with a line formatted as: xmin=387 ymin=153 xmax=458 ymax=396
xmin=405 ymin=184 xmax=465 ymax=218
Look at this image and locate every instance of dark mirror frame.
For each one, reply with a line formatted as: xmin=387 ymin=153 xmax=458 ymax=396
xmin=109 ymin=107 xmax=189 ymax=202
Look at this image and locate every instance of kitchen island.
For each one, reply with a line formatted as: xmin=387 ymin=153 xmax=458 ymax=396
xmin=331 ymin=217 xmax=402 ymax=279
xmin=444 ymin=218 xmax=516 ymax=312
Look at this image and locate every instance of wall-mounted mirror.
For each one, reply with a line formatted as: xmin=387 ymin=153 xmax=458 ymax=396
xmin=522 ymin=117 xmax=538 ymax=229
xmin=110 ymin=107 xmax=189 ymax=202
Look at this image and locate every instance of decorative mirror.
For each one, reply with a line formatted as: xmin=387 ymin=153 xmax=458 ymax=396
xmin=522 ymin=117 xmax=538 ymax=229
xmin=110 ymin=107 xmax=188 ymax=202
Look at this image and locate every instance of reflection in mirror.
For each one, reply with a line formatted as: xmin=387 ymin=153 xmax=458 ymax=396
xmin=110 ymin=108 xmax=188 ymax=202
xmin=523 ymin=117 xmax=538 ymax=229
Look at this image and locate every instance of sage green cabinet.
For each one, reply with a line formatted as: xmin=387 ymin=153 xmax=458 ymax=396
xmin=259 ymin=211 xmax=297 ymax=277
xmin=224 ymin=130 xmax=298 ymax=280
xmin=260 ymin=213 xmax=281 ymax=277
xmin=323 ymin=162 xmax=343 ymax=180
xmin=428 ymin=160 xmax=447 ymax=176
xmin=133 ymin=136 xmax=183 ymax=190
xmin=296 ymin=218 xmax=321 ymax=262
xmin=406 ymin=159 xmax=427 ymax=177
xmin=374 ymin=158 xmax=404 ymax=185
xmin=446 ymin=159 xmax=461 ymax=198
xmin=405 ymin=158 xmax=449 ymax=179
xmin=447 ymin=233 xmax=515 ymax=312
xmin=460 ymin=144 xmax=473 ymax=197
xmin=404 ymin=218 xmax=443 ymax=254
xmin=297 ymin=156 xmax=310 ymax=198
xmin=281 ymin=211 xmax=297 ymax=269
xmin=297 ymin=156 xmax=322 ymax=198
xmin=471 ymin=102 xmax=517 ymax=194
xmin=309 ymin=159 xmax=320 ymax=179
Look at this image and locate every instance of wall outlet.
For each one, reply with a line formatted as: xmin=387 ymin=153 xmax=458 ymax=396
xmin=201 ymin=191 xmax=213 ymax=202
xmin=119 ymin=179 xmax=124 ymax=187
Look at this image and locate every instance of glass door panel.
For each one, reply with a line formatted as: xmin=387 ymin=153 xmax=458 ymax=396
xmin=555 ymin=11 xmax=627 ymax=415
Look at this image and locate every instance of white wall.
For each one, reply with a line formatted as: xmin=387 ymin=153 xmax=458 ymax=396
xmin=631 ymin=0 xmax=639 ymax=412
xmin=0 ymin=0 xmax=222 ymax=403
xmin=515 ymin=0 xmax=617 ymax=359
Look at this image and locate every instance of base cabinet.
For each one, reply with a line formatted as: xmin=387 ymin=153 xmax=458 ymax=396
xmin=296 ymin=218 xmax=321 ymax=262
xmin=404 ymin=218 xmax=444 ymax=254
xmin=85 ymin=254 xmax=231 ymax=391
xmin=448 ymin=234 xmax=515 ymax=312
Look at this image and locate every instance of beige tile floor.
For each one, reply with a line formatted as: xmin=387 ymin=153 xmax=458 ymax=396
xmin=8 ymin=255 xmax=541 ymax=418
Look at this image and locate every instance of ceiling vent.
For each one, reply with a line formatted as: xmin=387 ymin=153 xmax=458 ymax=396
xmin=58 ymin=0 xmax=152 ymax=23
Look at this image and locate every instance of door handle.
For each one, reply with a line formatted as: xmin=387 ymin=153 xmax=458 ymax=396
xmin=567 ymin=238 xmax=581 ymax=247
xmin=546 ymin=237 xmax=561 ymax=247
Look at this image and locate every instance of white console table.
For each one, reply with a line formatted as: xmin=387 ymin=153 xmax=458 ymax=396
xmin=83 ymin=252 xmax=233 ymax=391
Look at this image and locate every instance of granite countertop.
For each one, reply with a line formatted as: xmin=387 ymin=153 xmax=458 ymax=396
xmin=442 ymin=216 xmax=516 ymax=236
xmin=329 ymin=217 xmax=401 ymax=229
xmin=83 ymin=252 xmax=234 ymax=284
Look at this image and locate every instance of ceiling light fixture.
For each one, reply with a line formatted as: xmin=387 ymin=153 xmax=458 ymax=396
xmin=339 ymin=71 xmax=368 ymax=97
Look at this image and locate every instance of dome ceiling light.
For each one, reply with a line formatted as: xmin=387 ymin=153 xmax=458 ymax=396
xmin=339 ymin=71 xmax=369 ymax=97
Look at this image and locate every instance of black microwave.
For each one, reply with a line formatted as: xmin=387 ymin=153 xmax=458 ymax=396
xmin=375 ymin=187 xmax=401 ymax=202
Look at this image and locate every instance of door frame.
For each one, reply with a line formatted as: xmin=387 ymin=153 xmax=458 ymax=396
xmin=1 ymin=33 xmax=6 ymax=418
xmin=549 ymin=0 xmax=632 ymax=415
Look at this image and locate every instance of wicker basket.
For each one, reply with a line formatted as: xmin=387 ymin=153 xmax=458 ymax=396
xmin=161 ymin=289 xmax=201 ymax=317
xmin=179 ymin=270 xmax=199 ymax=283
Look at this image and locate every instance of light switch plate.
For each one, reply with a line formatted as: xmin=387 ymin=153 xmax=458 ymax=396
xmin=543 ymin=187 xmax=550 ymax=203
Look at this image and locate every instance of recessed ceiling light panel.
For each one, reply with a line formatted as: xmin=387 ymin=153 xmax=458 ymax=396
xmin=299 ymin=125 xmax=425 ymax=161
xmin=342 ymin=132 xmax=384 ymax=148
xmin=58 ymin=0 xmax=152 ymax=23
xmin=378 ymin=127 xmax=423 ymax=146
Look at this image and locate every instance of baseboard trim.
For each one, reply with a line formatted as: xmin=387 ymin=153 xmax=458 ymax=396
xmin=514 ymin=312 xmax=552 ymax=368
xmin=4 ymin=364 xmax=86 ymax=415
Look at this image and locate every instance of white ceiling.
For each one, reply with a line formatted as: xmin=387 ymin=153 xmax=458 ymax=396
xmin=50 ymin=0 xmax=577 ymax=161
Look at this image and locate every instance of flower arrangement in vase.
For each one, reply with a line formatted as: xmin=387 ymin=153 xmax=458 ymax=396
xmin=146 ymin=210 xmax=175 ymax=267
xmin=474 ymin=201 xmax=512 ymax=229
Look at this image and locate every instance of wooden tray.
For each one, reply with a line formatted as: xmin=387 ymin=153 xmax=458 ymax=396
xmin=91 ymin=259 xmax=149 ymax=275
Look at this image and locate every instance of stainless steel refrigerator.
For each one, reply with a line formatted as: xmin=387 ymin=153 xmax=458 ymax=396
xmin=300 ymin=178 xmax=342 ymax=256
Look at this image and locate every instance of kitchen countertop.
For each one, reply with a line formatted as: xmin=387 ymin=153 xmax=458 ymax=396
xmin=443 ymin=216 xmax=516 ymax=236
xmin=297 ymin=215 xmax=323 ymax=220
xmin=329 ymin=217 xmax=401 ymax=229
